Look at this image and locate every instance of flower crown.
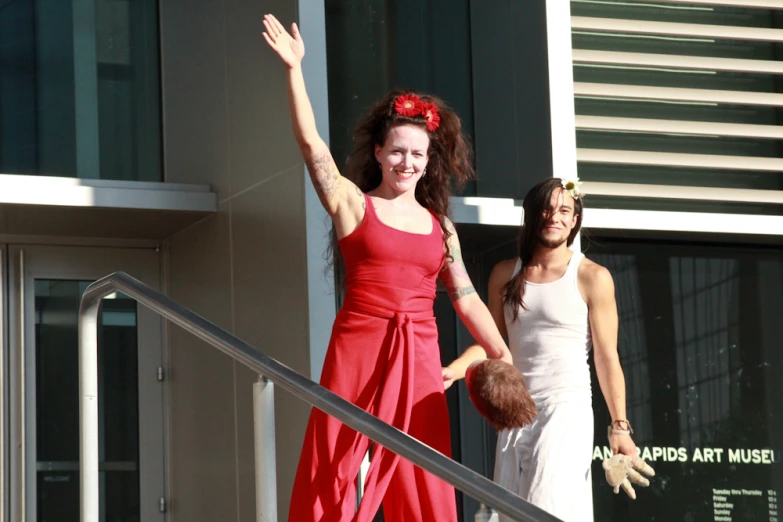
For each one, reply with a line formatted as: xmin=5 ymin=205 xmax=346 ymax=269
xmin=561 ymin=177 xmax=584 ymax=199
xmin=393 ymin=94 xmax=441 ymax=132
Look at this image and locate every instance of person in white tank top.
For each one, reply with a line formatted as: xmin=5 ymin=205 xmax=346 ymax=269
xmin=442 ymin=178 xmax=638 ymax=522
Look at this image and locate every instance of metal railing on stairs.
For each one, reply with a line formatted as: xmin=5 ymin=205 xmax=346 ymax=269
xmin=78 ymin=271 xmax=563 ymax=522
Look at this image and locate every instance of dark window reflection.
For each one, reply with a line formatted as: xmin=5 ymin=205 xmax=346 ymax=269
xmin=587 ymin=240 xmax=783 ymax=522
xmin=0 ymin=0 xmax=161 ymax=180
xmin=324 ymin=0 xmax=475 ymax=195
xmin=35 ymin=280 xmax=140 ymax=522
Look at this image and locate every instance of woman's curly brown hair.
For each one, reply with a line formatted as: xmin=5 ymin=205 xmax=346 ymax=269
xmin=328 ymin=89 xmax=476 ymax=278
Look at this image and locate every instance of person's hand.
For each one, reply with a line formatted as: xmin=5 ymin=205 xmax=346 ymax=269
xmin=610 ymin=432 xmax=638 ymax=463
xmin=442 ymin=367 xmax=456 ymax=390
xmin=262 ymin=14 xmax=304 ymax=69
xmin=499 ymin=351 xmax=513 ymax=366
xmin=602 ymin=453 xmax=655 ymax=500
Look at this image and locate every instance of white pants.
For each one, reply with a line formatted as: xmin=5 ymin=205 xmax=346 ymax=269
xmin=493 ymin=401 xmax=594 ymax=522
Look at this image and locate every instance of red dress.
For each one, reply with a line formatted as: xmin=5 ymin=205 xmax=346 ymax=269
xmin=288 ymin=193 xmax=458 ymax=522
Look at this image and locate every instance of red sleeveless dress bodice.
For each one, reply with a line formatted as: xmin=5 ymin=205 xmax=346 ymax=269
xmin=340 ymin=193 xmax=444 ymax=315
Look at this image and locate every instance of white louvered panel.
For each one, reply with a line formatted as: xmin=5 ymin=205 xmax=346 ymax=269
xmin=576 ymin=115 xmax=783 ymax=140
xmin=576 ymin=149 xmax=783 ymax=172
xmin=631 ymin=0 xmax=783 ymax=9
xmin=571 ymin=1 xmax=783 ymax=209
xmin=572 ymin=50 xmax=783 ymax=76
xmin=572 ymin=16 xmax=783 ymax=42
xmin=583 ymin=181 xmax=783 ymax=204
xmin=573 ymin=82 xmax=783 ymax=107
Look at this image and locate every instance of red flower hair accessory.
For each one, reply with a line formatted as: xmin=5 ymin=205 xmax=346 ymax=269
xmin=394 ymin=94 xmax=423 ymax=117
xmin=420 ymin=102 xmax=441 ymax=132
xmin=393 ymin=94 xmax=441 ymax=132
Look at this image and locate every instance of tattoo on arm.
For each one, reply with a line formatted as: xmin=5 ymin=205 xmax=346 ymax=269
xmin=306 ymin=152 xmax=342 ymax=208
xmin=447 ymin=285 xmax=477 ymax=301
xmin=443 ymin=238 xmax=476 ymax=302
xmin=447 ymin=245 xmax=471 ymax=279
xmin=356 ymin=185 xmax=366 ymax=210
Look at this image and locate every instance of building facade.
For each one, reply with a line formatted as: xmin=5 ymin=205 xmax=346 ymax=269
xmin=0 ymin=0 xmax=780 ymax=521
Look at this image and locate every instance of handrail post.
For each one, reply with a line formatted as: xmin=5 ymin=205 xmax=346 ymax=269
xmin=475 ymin=503 xmax=499 ymax=522
xmin=78 ymin=294 xmax=103 ymax=522
xmin=355 ymin=450 xmax=370 ymax=511
xmin=253 ymin=376 xmax=277 ymax=521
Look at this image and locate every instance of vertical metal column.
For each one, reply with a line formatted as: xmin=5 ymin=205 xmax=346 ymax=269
xmin=78 ymin=294 xmax=102 ymax=522
xmin=17 ymin=250 xmax=25 ymax=522
xmin=253 ymin=376 xmax=278 ymax=522
xmin=355 ymin=450 xmax=370 ymax=511
xmin=476 ymin=503 xmax=500 ymax=522
xmin=72 ymin=0 xmax=101 ymax=178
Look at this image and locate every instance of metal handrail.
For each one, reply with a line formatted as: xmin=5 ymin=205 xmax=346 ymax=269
xmin=78 ymin=271 xmax=563 ymax=522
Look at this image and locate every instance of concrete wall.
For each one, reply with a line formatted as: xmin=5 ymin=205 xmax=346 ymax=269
xmin=159 ymin=0 xmax=334 ymax=520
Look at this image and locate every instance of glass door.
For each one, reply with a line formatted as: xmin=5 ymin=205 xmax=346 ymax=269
xmin=8 ymin=245 xmax=165 ymax=522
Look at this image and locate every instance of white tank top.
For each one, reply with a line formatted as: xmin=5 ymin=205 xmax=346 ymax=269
xmin=504 ymin=252 xmax=592 ymax=409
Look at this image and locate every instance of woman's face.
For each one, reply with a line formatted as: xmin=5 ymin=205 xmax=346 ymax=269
xmin=374 ymin=124 xmax=430 ymax=195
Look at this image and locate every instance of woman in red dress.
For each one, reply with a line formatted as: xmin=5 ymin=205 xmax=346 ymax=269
xmin=263 ymin=14 xmax=513 ymax=522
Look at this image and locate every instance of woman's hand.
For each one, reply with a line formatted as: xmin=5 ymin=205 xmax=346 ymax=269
xmin=262 ymin=14 xmax=304 ymax=69
xmin=442 ymin=367 xmax=456 ymax=390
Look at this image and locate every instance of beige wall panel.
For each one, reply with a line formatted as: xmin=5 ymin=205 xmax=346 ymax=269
xmin=166 ymin=204 xmax=239 ymax=521
xmin=225 ymin=0 xmax=301 ymax=196
xmin=159 ymin=0 xmax=231 ymax=197
xmin=230 ymin=167 xmax=312 ymax=520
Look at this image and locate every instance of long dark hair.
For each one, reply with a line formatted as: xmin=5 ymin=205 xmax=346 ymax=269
xmin=503 ymin=178 xmax=583 ymax=317
xmin=328 ymin=89 xmax=475 ymax=275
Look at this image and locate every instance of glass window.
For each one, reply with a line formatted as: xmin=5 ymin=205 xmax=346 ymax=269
xmin=586 ymin=238 xmax=783 ymax=521
xmin=35 ymin=280 xmax=140 ymax=521
xmin=443 ymin=226 xmax=783 ymax=521
xmin=0 ymin=0 xmax=161 ymax=181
